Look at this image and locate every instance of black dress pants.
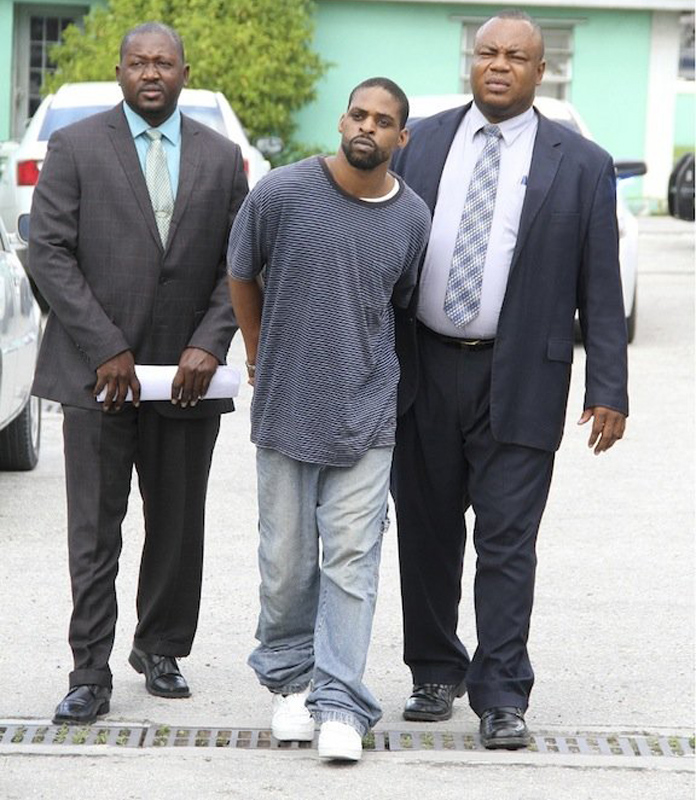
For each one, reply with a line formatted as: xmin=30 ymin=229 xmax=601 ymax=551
xmin=392 ymin=327 xmax=555 ymax=715
xmin=62 ymin=404 xmax=220 ymax=689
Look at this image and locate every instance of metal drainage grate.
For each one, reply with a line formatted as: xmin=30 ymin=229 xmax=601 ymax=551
xmin=1 ymin=723 xmax=144 ymax=747
xmin=2 ymin=723 xmax=694 ymax=758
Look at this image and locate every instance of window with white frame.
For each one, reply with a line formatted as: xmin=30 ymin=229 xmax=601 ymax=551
xmin=457 ymin=18 xmax=576 ymax=100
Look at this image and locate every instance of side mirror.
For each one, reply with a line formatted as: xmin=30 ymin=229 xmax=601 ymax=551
xmin=615 ymin=160 xmax=647 ymax=180
xmin=255 ymin=136 xmax=284 ymax=157
xmin=17 ymin=213 xmax=30 ymax=243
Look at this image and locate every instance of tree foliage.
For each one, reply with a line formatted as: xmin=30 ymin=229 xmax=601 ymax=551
xmin=44 ymin=0 xmax=328 ymax=144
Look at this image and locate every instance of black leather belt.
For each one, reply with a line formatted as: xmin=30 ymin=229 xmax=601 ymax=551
xmin=419 ymin=323 xmax=495 ymax=350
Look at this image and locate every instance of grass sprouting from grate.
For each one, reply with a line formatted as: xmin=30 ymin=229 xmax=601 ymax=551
xmin=153 ymin=725 xmax=170 ymax=747
xmin=11 ymin=726 xmax=26 ymax=744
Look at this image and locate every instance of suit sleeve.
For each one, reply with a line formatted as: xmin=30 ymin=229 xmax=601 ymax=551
xmin=29 ymin=130 xmax=131 ymax=369
xmin=578 ymin=156 xmax=629 ymax=415
xmin=186 ymin=140 xmax=249 ymax=362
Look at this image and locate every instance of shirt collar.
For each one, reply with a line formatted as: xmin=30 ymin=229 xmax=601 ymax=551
xmin=468 ymin=102 xmax=536 ymax=147
xmin=122 ymin=101 xmax=182 ymax=146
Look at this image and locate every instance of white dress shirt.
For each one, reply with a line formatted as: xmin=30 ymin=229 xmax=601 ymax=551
xmin=417 ymin=103 xmax=538 ymax=338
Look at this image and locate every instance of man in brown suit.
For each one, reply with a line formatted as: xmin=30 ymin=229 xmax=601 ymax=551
xmin=29 ymin=22 xmax=248 ymax=724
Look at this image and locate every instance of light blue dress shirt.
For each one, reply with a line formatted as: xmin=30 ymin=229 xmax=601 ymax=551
xmin=122 ymin=102 xmax=182 ymax=199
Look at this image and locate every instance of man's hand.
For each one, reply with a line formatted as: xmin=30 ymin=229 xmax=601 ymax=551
xmin=171 ymin=347 xmax=219 ymax=407
xmin=578 ymin=406 xmax=626 ymax=454
xmin=93 ymin=350 xmax=140 ymax=412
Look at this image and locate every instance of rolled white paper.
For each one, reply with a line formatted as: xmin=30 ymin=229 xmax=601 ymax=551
xmin=96 ymin=364 xmax=240 ymax=402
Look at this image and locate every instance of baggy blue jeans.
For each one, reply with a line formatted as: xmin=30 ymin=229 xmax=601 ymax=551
xmin=248 ymin=445 xmax=393 ymax=736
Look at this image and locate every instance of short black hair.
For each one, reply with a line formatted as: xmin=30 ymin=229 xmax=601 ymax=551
xmin=485 ymin=9 xmax=545 ymax=58
xmin=348 ymin=77 xmax=410 ymax=129
xmin=119 ymin=22 xmax=186 ymax=63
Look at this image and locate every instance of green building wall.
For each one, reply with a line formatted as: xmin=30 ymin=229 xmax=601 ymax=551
xmin=570 ymin=9 xmax=651 ymax=162
xmin=0 ymin=2 xmax=17 ymax=140
xmin=294 ymin=1 xmax=652 ymax=170
xmin=294 ymin=0 xmax=465 ymax=152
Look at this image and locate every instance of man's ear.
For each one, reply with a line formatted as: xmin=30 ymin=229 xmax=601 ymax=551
xmin=337 ymin=113 xmax=346 ymax=134
xmin=396 ymin=127 xmax=410 ymax=150
xmin=536 ymin=59 xmax=546 ymax=86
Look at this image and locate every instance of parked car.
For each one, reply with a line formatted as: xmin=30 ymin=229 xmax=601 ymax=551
xmin=667 ymin=152 xmax=695 ymax=221
xmin=406 ymin=95 xmax=646 ymax=342
xmin=0 ymin=81 xmax=271 ymax=261
xmin=0 ymin=214 xmax=41 ymax=470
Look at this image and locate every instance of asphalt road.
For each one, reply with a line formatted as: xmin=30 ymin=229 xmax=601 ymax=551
xmin=0 ymin=215 xmax=693 ymax=799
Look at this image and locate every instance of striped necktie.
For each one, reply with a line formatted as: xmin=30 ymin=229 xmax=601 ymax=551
xmin=443 ymin=124 xmax=503 ymax=327
xmin=145 ymin=129 xmax=174 ymax=246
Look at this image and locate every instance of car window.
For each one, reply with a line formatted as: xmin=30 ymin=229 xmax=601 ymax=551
xmin=38 ymin=104 xmax=227 ymax=140
xmin=178 ymin=106 xmax=227 ymax=136
xmin=39 ymin=107 xmax=111 ymax=140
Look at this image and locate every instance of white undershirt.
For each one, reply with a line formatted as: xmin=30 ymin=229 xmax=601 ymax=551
xmin=361 ymin=176 xmax=400 ymax=202
xmin=417 ymin=103 xmax=538 ymax=338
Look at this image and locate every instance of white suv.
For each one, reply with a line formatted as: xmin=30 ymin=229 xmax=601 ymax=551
xmin=0 ymin=81 xmax=270 ymax=237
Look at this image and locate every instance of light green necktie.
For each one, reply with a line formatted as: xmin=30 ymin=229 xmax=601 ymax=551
xmin=145 ymin=129 xmax=174 ymax=246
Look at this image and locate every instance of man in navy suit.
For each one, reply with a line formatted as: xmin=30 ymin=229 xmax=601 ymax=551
xmin=391 ymin=10 xmax=628 ymax=748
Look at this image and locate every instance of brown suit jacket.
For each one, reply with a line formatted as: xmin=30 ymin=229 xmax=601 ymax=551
xmin=29 ymin=103 xmax=248 ymax=417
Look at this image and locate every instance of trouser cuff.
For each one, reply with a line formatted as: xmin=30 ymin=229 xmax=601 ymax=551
xmin=133 ymin=637 xmax=191 ymax=658
xmin=313 ymin=709 xmax=367 ymax=737
xmin=69 ymin=667 xmax=112 ymax=690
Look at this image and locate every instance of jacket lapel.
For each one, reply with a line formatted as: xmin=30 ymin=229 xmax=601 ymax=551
xmin=166 ymin=116 xmax=201 ymax=253
xmin=511 ymin=112 xmax=563 ymax=267
xmin=105 ymin=104 xmax=163 ymax=250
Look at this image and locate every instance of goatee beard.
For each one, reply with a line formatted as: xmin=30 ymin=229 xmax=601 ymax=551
xmin=342 ymin=140 xmax=386 ymax=171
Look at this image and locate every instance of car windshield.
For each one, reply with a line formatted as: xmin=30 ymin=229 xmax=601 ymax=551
xmin=38 ymin=104 xmax=227 ymax=140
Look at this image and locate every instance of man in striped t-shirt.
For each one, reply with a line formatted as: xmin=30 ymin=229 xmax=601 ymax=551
xmin=227 ymin=78 xmax=430 ymax=763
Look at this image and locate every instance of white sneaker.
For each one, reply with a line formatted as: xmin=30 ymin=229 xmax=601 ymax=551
xmin=317 ymin=721 xmax=363 ymax=762
xmin=271 ymin=687 xmax=314 ymax=741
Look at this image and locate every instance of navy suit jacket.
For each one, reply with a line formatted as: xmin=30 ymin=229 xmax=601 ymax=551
xmin=392 ymin=103 xmax=629 ymax=452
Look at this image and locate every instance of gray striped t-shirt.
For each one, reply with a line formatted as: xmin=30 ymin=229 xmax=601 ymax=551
xmin=227 ymin=156 xmax=431 ymax=466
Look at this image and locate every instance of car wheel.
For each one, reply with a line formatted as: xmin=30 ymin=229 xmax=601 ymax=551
xmin=0 ymin=395 xmax=41 ymax=470
xmin=626 ymin=286 xmax=637 ymax=344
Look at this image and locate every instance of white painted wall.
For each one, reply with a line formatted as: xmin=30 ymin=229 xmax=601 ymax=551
xmin=643 ymin=11 xmax=682 ymax=208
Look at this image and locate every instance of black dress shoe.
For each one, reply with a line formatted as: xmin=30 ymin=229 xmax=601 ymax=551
xmin=53 ymin=684 xmax=111 ymax=725
xmin=403 ymin=677 xmax=467 ymax=721
xmin=480 ymin=707 xmax=530 ymax=749
xmin=129 ymin=646 xmax=191 ymax=698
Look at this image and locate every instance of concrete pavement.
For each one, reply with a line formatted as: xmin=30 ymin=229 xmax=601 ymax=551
xmin=0 ymin=215 xmax=693 ymax=798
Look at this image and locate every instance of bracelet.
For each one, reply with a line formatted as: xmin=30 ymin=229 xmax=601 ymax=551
xmin=245 ymin=361 xmax=256 ymax=376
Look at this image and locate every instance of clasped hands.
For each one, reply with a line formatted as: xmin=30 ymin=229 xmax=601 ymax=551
xmin=93 ymin=347 xmax=218 ymax=412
